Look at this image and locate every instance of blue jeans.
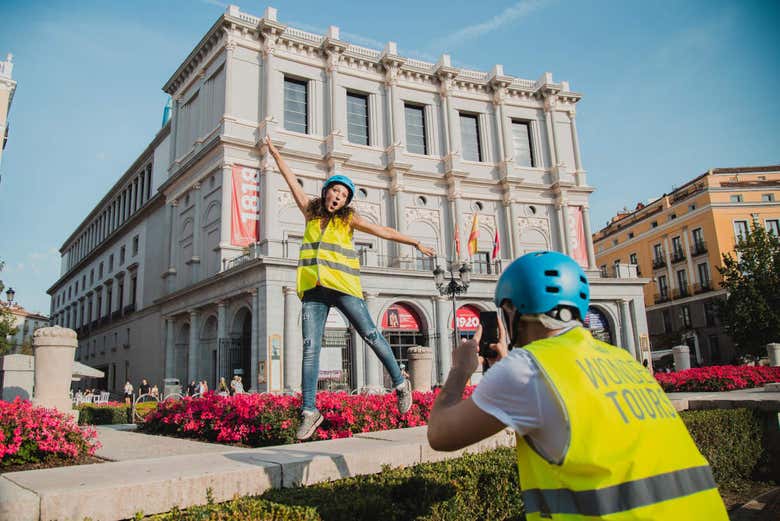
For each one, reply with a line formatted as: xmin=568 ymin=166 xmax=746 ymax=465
xmin=301 ymin=286 xmax=404 ymax=412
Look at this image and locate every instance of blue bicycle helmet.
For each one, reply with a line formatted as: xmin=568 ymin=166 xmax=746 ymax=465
xmin=322 ymin=174 xmax=356 ymax=205
xmin=494 ymin=251 xmax=590 ymax=321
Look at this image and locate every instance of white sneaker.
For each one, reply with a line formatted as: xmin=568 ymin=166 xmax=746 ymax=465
xmin=296 ymin=410 xmax=323 ymax=440
xmin=396 ymin=379 xmax=412 ymax=414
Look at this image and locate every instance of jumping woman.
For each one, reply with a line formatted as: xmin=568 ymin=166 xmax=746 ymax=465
xmin=265 ymin=136 xmax=436 ymax=440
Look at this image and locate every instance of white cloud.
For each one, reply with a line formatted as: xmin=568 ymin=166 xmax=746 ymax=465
xmin=200 ymin=0 xmax=228 ymax=8
xmin=430 ymin=0 xmax=552 ymax=51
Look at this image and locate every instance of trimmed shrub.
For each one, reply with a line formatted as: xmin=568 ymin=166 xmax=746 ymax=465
xmin=77 ymin=402 xmax=130 ymax=425
xmin=148 ymin=448 xmax=522 ymax=521
xmin=681 ymin=408 xmax=763 ymax=486
xmin=1 ymin=398 xmax=100 ymax=467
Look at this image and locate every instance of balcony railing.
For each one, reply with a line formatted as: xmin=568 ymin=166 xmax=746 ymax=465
xmin=123 ymin=303 xmax=136 ymax=315
xmin=670 ymin=248 xmax=686 ymax=263
xmin=652 ymin=256 xmax=667 ymax=269
xmin=604 ymin=263 xmax=639 ymax=279
xmin=673 ymin=286 xmax=690 ymax=299
xmin=693 ymin=282 xmax=713 ymax=294
xmin=691 ymin=240 xmax=708 ymax=257
xmin=654 ymin=292 xmax=670 ymax=304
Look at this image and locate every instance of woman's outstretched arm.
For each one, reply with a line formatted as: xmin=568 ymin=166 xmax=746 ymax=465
xmin=352 ymin=214 xmax=436 ymax=257
xmin=265 ymin=136 xmax=310 ymax=216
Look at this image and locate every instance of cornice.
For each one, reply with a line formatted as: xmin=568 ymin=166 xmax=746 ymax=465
xmin=164 ymin=17 xmax=228 ymax=94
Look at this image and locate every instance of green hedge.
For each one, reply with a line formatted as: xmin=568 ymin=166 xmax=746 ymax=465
xmin=76 ymin=404 xmax=130 ymax=425
xmin=681 ymin=408 xmax=763 ymax=486
xmin=147 ymin=408 xmax=765 ymax=520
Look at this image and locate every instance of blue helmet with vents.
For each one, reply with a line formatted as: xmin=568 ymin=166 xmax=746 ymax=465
xmin=322 ymin=174 xmax=355 ymax=205
xmin=494 ymin=251 xmax=590 ymax=321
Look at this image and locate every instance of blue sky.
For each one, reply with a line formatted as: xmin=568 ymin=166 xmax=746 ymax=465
xmin=0 ymin=0 xmax=778 ymax=314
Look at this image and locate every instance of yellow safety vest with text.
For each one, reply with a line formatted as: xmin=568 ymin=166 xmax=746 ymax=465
xmin=296 ymin=216 xmax=363 ymax=300
xmin=516 ymin=327 xmax=728 ymax=520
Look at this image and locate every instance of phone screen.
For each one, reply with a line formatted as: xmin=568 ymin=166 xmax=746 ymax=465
xmin=479 ymin=311 xmax=499 ymax=358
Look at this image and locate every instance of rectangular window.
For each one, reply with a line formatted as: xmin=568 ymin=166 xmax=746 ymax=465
xmin=681 ymin=306 xmax=691 ymax=328
xmin=651 ymin=221 xmax=658 ymax=228
xmin=119 ymin=246 xmax=125 ymax=266
xmin=709 ymin=335 xmax=720 ymax=355
xmin=511 ymin=120 xmax=534 ymax=167
xmin=132 ymin=235 xmax=139 ymax=256
xmin=658 ymin=274 xmax=668 ymax=295
xmin=355 ymin=241 xmax=372 ymax=265
xmin=762 ymin=193 xmax=775 ymax=202
xmin=730 ymin=194 xmax=743 ymax=203
xmin=415 ymin=247 xmax=435 ymax=272
xmin=677 ymin=269 xmax=688 ymax=296
xmin=629 ymin=253 xmax=638 ymax=265
xmin=90 ymin=269 xmax=94 ymax=285
xmin=704 ymin=302 xmax=717 ymax=327
xmin=99 ymin=262 xmax=104 ymax=279
xmin=404 ymin=104 xmax=427 ymax=155
xmin=697 ymin=263 xmax=710 ymax=289
xmin=734 ymin=220 xmax=749 ymax=242
xmin=662 ymin=309 xmax=672 ymax=333
xmin=82 ymin=275 xmax=86 ymax=288
xmin=283 ymin=77 xmax=308 ymax=134
xmin=628 ymin=232 xmax=634 ymax=239
xmin=653 ymin=243 xmax=664 ymax=261
xmin=672 ymin=236 xmax=683 ymax=255
xmin=108 ymin=254 xmax=114 ymax=272
xmin=692 ymin=227 xmax=704 ymax=245
xmin=459 ymin=113 xmax=482 ymax=162
xmin=472 ymin=252 xmax=492 ymax=274
xmin=766 ymin=219 xmax=780 ymax=236
xmin=346 ymin=92 xmax=369 ymax=145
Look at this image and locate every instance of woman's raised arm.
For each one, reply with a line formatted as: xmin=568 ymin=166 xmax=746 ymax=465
xmin=265 ymin=136 xmax=310 ymax=216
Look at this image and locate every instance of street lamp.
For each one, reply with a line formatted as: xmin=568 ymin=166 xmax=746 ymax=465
xmin=5 ymin=287 xmax=15 ymax=304
xmin=433 ymin=259 xmax=471 ymax=347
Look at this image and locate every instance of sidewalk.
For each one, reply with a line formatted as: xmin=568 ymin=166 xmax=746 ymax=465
xmin=0 ymin=424 xmax=515 ymax=521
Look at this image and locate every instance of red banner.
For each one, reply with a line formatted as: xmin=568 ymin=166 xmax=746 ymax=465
xmin=572 ymin=206 xmax=588 ymax=268
xmin=451 ymin=305 xmax=480 ymax=331
xmin=230 ymin=166 xmax=260 ymax=246
xmin=382 ymin=304 xmax=421 ymax=331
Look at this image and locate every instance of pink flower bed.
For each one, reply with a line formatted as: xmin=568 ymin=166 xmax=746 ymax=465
xmin=654 ymin=365 xmax=780 ymax=392
xmin=141 ymin=388 xmax=474 ymax=446
xmin=0 ymin=398 xmax=101 ymax=467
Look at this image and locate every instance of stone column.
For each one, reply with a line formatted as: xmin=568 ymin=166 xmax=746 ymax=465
xmin=581 ymin=204 xmax=597 ymax=270
xmin=435 ymin=295 xmax=451 ymax=384
xmin=165 ymin=200 xmax=179 ymax=291
xmin=407 ymin=346 xmax=433 ymax=392
xmin=543 ymin=97 xmax=559 ymax=171
xmin=672 ymin=345 xmax=691 ymax=371
xmin=390 ymin=172 xmax=406 ymax=263
xmin=219 ymin=165 xmax=232 ymax=252
xmin=188 ymin=310 xmax=199 ymax=383
xmin=165 ymin=318 xmax=175 ymax=378
xmin=767 ymin=343 xmax=780 ymax=366
xmin=33 ymin=326 xmax=78 ymax=417
xmin=569 ymin=110 xmax=585 ymax=185
xmin=555 ymin=199 xmax=571 ymax=255
xmin=224 ymin=39 xmax=235 ymax=116
xmin=619 ymin=299 xmax=637 ymax=359
xmin=250 ymin=289 xmax=260 ymax=391
xmin=283 ymin=287 xmax=301 ymax=392
xmin=682 ymin=228 xmax=696 ymax=286
xmin=217 ymin=301 xmax=227 ymax=341
xmin=169 ymin=97 xmax=179 ymax=165
xmin=451 ymin=195 xmax=464 ymax=262
xmin=663 ymin=237 xmax=675 ymax=291
xmin=503 ymin=200 xmax=516 ymax=260
xmin=363 ymin=292 xmax=383 ymax=388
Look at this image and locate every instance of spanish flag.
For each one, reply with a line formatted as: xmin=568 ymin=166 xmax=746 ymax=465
xmin=467 ymin=213 xmax=479 ymax=256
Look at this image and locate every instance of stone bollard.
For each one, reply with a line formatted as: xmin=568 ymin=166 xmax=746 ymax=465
xmin=767 ymin=343 xmax=780 ymax=367
xmin=33 ymin=326 xmax=77 ymax=417
xmin=672 ymin=345 xmax=691 ymax=371
xmin=407 ymin=346 xmax=433 ymax=392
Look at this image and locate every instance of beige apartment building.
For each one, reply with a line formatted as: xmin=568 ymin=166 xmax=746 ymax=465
xmin=593 ymin=166 xmax=780 ymax=365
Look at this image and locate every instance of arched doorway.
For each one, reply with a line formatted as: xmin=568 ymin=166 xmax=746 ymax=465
xmin=219 ymin=308 xmax=252 ymax=390
xmin=381 ymin=303 xmax=427 ymax=386
xmin=585 ymin=306 xmax=613 ymax=345
xmin=451 ymin=304 xmax=482 ymax=340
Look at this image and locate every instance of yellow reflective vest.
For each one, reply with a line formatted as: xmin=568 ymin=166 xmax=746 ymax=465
xmin=516 ymin=327 xmax=728 ymax=520
xmin=296 ymin=216 xmax=363 ymax=299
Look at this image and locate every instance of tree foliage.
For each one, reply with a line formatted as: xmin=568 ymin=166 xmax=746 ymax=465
xmin=717 ymin=222 xmax=780 ymax=357
xmin=0 ymin=261 xmax=19 ymax=355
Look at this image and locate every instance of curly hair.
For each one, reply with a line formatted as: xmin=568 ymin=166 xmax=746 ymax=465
xmin=306 ymin=197 xmax=355 ymax=224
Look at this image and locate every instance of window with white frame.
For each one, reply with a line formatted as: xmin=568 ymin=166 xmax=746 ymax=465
xmin=459 ymin=113 xmax=482 ymax=162
xmin=766 ymin=219 xmax=779 ymax=236
xmin=762 ymin=193 xmax=775 ymax=202
xmin=658 ymin=274 xmax=668 ymax=296
xmin=697 ymin=262 xmax=710 ymax=289
xmin=404 ymin=104 xmax=427 ymax=155
xmin=730 ymin=194 xmax=743 ymax=203
xmin=734 ymin=220 xmax=749 ymax=242
xmin=511 ymin=120 xmax=534 ymax=167
xmin=346 ymin=92 xmax=369 ymax=145
xmin=283 ymin=77 xmax=308 ymax=134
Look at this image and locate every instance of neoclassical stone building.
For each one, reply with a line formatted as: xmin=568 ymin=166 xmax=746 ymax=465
xmin=48 ymin=5 xmax=648 ymax=395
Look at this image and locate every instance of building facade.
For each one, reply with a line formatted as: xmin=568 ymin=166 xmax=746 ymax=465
xmin=0 ymin=53 xmax=16 ymax=177
xmin=593 ymin=166 xmax=780 ymax=365
xmin=48 ymin=5 xmax=648 ymax=395
xmin=2 ymin=302 xmax=48 ymax=354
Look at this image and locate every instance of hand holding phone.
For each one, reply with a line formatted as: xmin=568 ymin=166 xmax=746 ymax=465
xmin=478 ymin=311 xmax=500 ymax=359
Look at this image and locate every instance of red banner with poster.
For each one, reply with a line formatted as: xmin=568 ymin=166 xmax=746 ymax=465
xmin=382 ymin=304 xmax=421 ymax=331
xmin=230 ymin=165 xmax=260 ymax=246
xmin=451 ymin=305 xmax=480 ymax=331
xmin=572 ymin=206 xmax=588 ymax=267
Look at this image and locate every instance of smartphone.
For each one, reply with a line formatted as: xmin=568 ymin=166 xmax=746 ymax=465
xmin=479 ymin=311 xmax=499 ymax=359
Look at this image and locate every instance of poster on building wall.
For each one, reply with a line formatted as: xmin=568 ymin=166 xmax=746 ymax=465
xmin=572 ymin=206 xmax=588 ymax=267
xmin=230 ymin=165 xmax=260 ymax=246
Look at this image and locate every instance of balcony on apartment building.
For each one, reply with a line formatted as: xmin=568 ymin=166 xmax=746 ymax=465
xmin=672 ymin=285 xmax=691 ymax=299
xmin=670 ymin=248 xmax=686 ymax=264
xmin=693 ymin=281 xmax=713 ymax=294
xmin=601 ymin=263 xmax=640 ymax=279
xmin=654 ymin=291 xmax=671 ymax=304
xmin=652 ymin=254 xmax=667 ymax=270
xmin=691 ymin=240 xmax=708 ymax=257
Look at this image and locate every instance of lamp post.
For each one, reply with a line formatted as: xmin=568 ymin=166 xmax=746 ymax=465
xmin=433 ymin=259 xmax=471 ymax=347
xmin=5 ymin=287 xmax=15 ymax=305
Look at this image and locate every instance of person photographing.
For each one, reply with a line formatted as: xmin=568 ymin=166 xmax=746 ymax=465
xmin=265 ymin=136 xmax=436 ymax=440
xmin=427 ymin=251 xmax=728 ymax=519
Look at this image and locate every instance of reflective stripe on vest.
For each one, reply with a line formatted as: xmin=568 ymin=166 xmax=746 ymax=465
xmin=516 ymin=327 xmax=728 ymax=520
xmin=296 ymin=217 xmax=363 ymax=299
xmin=523 ymin=465 xmax=716 ymax=517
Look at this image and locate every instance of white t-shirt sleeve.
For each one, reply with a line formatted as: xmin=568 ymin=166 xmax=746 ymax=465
xmin=471 ymin=350 xmax=545 ymax=436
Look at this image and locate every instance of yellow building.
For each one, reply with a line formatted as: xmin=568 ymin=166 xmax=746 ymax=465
xmin=593 ymin=165 xmax=780 ymax=365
